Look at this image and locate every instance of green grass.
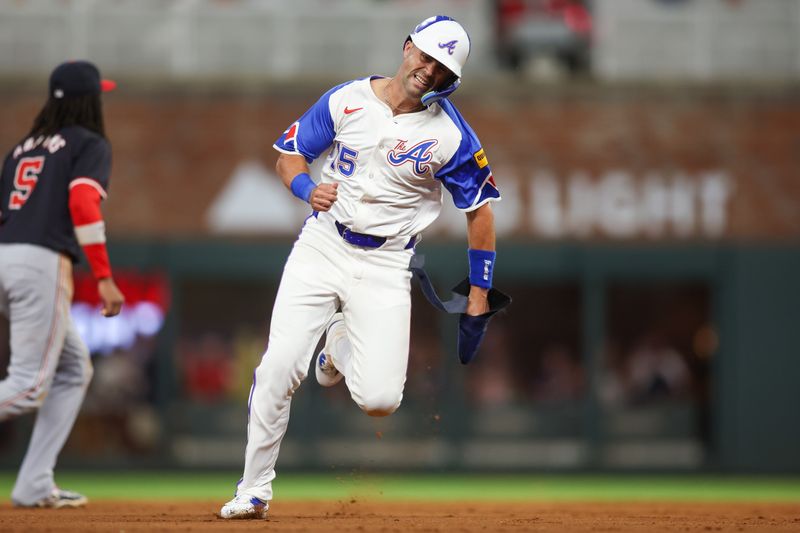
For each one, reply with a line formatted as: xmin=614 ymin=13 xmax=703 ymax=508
xmin=1 ymin=472 xmax=799 ymax=502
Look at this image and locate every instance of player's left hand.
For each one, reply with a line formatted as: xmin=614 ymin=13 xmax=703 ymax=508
xmin=310 ymin=182 xmax=338 ymax=212
xmin=97 ymin=278 xmax=125 ymax=317
xmin=466 ymin=285 xmax=490 ymax=316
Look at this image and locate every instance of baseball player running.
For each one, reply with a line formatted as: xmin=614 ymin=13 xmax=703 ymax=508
xmin=221 ymin=16 xmax=500 ymax=519
xmin=0 ymin=60 xmax=124 ymax=508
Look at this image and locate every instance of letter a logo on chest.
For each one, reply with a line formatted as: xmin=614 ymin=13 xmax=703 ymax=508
xmin=387 ymin=139 xmax=439 ymax=176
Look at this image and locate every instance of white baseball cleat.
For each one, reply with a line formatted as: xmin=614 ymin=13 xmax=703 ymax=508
xmin=315 ymin=312 xmax=345 ymax=387
xmin=13 ymin=487 xmax=88 ymax=509
xmin=219 ymin=494 xmax=269 ymax=519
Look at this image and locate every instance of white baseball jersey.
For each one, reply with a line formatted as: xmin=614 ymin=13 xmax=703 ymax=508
xmin=274 ymin=77 xmax=500 ymax=238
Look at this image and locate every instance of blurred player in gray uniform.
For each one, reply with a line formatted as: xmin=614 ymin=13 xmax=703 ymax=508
xmin=0 ymin=60 xmax=125 ymax=508
xmin=221 ymin=16 xmax=500 ymax=519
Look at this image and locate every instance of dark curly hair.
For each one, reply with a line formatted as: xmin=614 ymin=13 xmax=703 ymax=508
xmin=28 ymin=93 xmax=106 ymax=139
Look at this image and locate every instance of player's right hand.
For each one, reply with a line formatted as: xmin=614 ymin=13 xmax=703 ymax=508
xmin=310 ymin=182 xmax=338 ymax=212
xmin=97 ymin=278 xmax=125 ymax=317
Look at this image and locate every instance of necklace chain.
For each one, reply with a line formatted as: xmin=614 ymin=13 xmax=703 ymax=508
xmin=383 ymin=78 xmax=399 ymax=113
xmin=382 ymin=78 xmax=422 ymax=115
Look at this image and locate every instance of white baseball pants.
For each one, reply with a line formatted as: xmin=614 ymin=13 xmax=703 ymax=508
xmin=236 ymin=211 xmax=414 ymax=502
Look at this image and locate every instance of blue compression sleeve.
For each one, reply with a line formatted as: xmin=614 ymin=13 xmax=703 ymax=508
xmin=468 ymin=249 xmax=496 ymax=289
xmin=290 ymin=172 xmax=316 ymax=203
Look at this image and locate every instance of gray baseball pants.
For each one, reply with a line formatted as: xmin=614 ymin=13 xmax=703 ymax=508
xmin=0 ymin=244 xmax=93 ymax=505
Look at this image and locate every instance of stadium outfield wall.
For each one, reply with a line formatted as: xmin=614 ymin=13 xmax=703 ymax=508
xmin=0 ymin=87 xmax=798 ymax=473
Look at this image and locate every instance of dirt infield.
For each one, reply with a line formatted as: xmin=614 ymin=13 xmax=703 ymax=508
xmin=1 ymin=500 xmax=798 ymax=532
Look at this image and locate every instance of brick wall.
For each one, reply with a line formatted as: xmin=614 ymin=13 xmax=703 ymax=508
xmin=1 ymin=88 xmax=798 ymax=240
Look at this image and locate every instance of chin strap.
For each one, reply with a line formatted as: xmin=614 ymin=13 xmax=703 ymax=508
xmin=421 ymin=78 xmax=461 ymax=107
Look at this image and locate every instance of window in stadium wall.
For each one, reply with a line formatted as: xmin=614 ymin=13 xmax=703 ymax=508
xmin=167 ymin=278 xmax=279 ymax=467
xmin=465 ymin=282 xmax=584 ymax=409
xmin=600 ymin=281 xmax=714 ymax=469
xmin=461 ymin=282 xmax=585 ymax=469
xmin=176 ymin=279 xmax=275 ymax=405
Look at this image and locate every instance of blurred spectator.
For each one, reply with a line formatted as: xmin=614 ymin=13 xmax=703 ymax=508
xmin=65 ymin=323 xmax=163 ymax=457
xmin=600 ymin=335 xmax=693 ymax=408
xmin=531 ymin=343 xmax=585 ymax=404
xmin=626 ymin=335 xmax=691 ymax=404
xmin=495 ymin=0 xmax=592 ymax=80
xmin=178 ymin=332 xmax=234 ymax=402
xmin=405 ymin=293 xmax=446 ymax=409
xmin=603 ymin=282 xmax=709 ymax=408
xmin=463 ymin=283 xmax=583 ymax=409
xmin=465 ymin=320 xmax=516 ymax=408
xmin=599 ymin=340 xmax=629 ymax=408
xmin=406 ymin=334 xmax=446 ymax=410
xmin=84 ymin=349 xmax=149 ymax=411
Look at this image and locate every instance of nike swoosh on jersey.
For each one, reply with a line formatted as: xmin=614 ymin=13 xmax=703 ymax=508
xmin=344 ymin=106 xmax=363 ymax=115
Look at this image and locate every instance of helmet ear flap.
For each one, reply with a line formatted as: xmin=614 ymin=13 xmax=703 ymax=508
xmin=421 ymin=78 xmax=460 ymax=107
xmin=440 ymin=73 xmax=458 ymax=91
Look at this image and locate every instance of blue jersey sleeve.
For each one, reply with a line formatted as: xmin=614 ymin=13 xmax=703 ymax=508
xmin=71 ymin=135 xmax=111 ymax=192
xmin=435 ymin=101 xmax=500 ymax=211
xmin=274 ymin=81 xmax=353 ymax=164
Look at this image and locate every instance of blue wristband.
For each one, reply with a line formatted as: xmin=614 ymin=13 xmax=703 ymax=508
xmin=468 ymin=249 xmax=496 ymax=289
xmin=290 ymin=172 xmax=316 ymax=203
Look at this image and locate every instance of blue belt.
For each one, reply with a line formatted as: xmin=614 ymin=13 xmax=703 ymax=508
xmin=334 ymin=220 xmax=417 ymax=250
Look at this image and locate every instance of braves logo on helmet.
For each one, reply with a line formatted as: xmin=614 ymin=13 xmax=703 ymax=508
xmin=438 ymin=40 xmax=458 ymax=55
xmin=387 ymin=139 xmax=438 ymax=176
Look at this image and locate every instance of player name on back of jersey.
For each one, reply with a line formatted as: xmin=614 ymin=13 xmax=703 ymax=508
xmin=12 ymin=134 xmax=67 ymax=159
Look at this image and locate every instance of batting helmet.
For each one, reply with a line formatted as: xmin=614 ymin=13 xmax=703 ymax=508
xmin=407 ymin=15 xmax=471 ymax=106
